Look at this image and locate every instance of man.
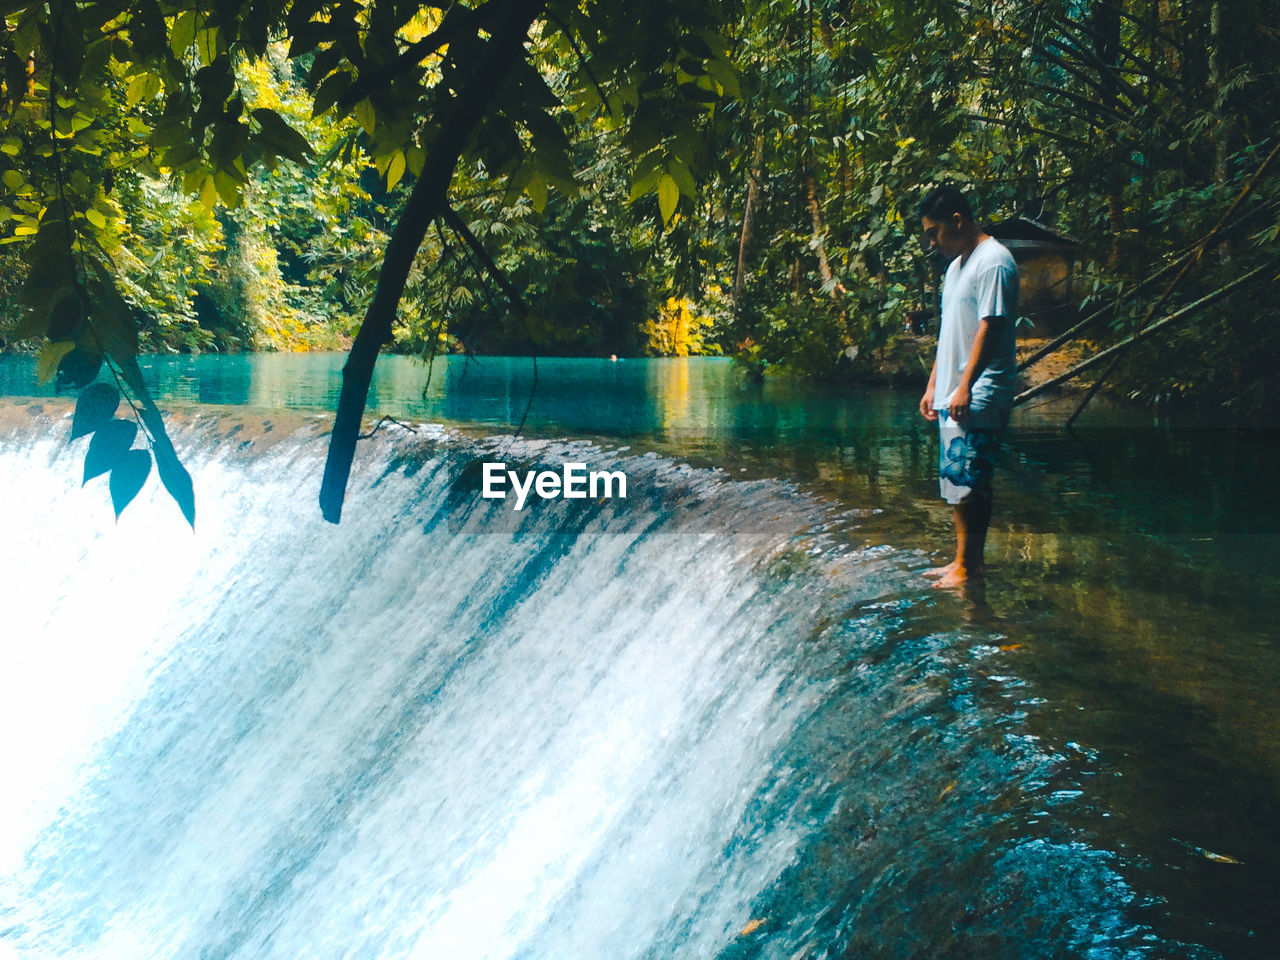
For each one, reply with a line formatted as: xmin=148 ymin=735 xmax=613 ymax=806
xmin=917 ymin=185 xmax=1019 ymax=588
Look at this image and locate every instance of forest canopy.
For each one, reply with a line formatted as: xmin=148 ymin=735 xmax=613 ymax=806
xmin=1 ymin=0 xmax=1277 ymax=521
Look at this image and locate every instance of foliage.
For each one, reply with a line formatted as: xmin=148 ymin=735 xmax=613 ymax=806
xmin=642 ymin=296 xmax=720 ymax=357
xmin=697 ymin=0 xmax=1280 ymax=408
xmin=0 ymin=0 xmax=1277 ymax=522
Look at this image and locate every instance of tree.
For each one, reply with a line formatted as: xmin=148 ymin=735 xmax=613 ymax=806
xmin=0 ymin=0 xmax=740 ymax=521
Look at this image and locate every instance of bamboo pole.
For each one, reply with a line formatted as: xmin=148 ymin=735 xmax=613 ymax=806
xmin=1019 ymin=194 xmax=1280 ymax=372
xmin=1058 ymin=140 xmax=1280 ymax=422
xmin=1014 ymin=261 xmax=1277 ymax=407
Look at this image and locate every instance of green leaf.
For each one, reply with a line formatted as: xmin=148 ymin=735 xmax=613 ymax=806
xmin=628 ymin=152 xmax=663 ymax=202
xmin=667 ymin=158 xmax=696 ymax=199
xmin=171 ymin=11 xmax=197 ymax=59
xmin=657 ymin=174 xmax=678 ymax=225
xmin=311 ymin=71 xmax=352 ymax=118
xmin=405 ymin=146 xmax=425 ymax=177
xmin=354 ymin=99 xmax=376 ymax=135
xmin=56 ymin=348 xmax=104 ymax=393
xmin=83 ymin=418 xmax=137 ymax=484
xmin=386 ymin=150 xmax=406 ymax=189
xmin=199 ymin=175 xmax=217 ymax=211
xmin=48 ymin=287 xmax=84 ymax=340
xmin=252 ymin=108 xmax=314 ymax=163
xmin=37 ymin=341 xmax=76 ymax=384
xmin=71 ymin=382 xmax=121 ymax=441
xmin=214 ymin=170 xmax=241 ymax=207
xmin=81 ymin=37 xmax=113 ymax=79
xmin=110 ymin=449 xmax=153 ymax=518
xmin=527 ymin=175 xmax=548 ymax=213
xmin=196 ymin=26 xmax=219 ymax=64
xmin=705 ymin=59 xmax=741 ymax=100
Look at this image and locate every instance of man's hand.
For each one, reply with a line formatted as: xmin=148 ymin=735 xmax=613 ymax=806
xmin=948 ymin=383 xmax=971 ymax=422
xmin=920 ymin=386 xmax=938 ymax=421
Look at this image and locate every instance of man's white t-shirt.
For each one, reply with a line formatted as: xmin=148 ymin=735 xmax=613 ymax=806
xmin=934 ymin=237 xmax=1019 ymax=411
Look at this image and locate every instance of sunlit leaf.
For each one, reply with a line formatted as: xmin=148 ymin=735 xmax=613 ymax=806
xmin=36 ymin=341 xmax=75 ymax=384
xmin=657 ymin=174 xmax=678 ymax=225
xmin=386 ymin=150 xmax=406 ymax=189
xmin=527 ymin=175 xmax=547 ymax=213
xmin=170 ymin=11 xmax=197 ymax=59
xmin=666 ymin=158 xmax=696 ymax=199
xmin=199 ymin=175 xmax=217 ymax=211
xmin=125 ymin=73 xmax=150 ymax=108
xmin=196 ymin=27 xmax=219 ymax=65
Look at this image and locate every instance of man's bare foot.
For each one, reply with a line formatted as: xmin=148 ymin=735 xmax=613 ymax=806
xmin=923 ymin=561 xmax=958 ymax=579
xmin=933 ymin=565 xmax=982 ymax=589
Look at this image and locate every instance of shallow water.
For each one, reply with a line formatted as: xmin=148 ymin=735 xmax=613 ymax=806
xmin=1 ymin=354 xmax=1277 ymax=959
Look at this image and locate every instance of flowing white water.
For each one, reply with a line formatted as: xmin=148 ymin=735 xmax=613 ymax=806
xmin=0 ymin=406 xmax=1177 ymax=959
xmin=0 ymin=409 xmax=879 ymax=959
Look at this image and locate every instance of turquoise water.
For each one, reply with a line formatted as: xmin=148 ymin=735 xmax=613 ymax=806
xmin=1 ymin=354 xmax=1277 ymax=959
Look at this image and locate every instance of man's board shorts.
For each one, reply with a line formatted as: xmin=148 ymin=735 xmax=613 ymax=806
xmin=937 ymin=406 xmax=1009 ymax=504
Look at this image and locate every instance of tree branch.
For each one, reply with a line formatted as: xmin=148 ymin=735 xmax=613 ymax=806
xmin=319 ymin=0 xmax=547 ymax=523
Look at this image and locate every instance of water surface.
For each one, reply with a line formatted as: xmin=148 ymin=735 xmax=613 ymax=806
xmin=1 ymin=354 xmax=1276 ymax=959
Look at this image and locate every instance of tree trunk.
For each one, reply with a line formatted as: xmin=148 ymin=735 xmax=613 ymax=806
xmin=319 ymin=0 xmax=545 ymax=523
xmin=803 ymin=171 xmax=838 ymax=298
xmin=732 ymin=133 xmax=764 ymax=309
xmin=1093 ymin=0 xmax=1125 ymax=267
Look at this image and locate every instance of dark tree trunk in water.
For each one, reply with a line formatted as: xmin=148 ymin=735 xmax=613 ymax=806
xmin=319 ymin=0 xmax=545 ymax=523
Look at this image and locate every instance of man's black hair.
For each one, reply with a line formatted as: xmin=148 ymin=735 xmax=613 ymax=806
xmin=917 ymin=185 xmax=974 ymax=222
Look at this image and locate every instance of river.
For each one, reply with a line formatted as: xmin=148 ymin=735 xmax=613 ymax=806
xmin=1 ymin=354 xmax=1276 ymax=959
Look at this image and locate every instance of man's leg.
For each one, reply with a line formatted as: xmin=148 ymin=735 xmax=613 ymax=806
xmin=935 ymin=494 xmax=992 ymax=588
xmin=930 ymin=409 xmax=1003 ymax=586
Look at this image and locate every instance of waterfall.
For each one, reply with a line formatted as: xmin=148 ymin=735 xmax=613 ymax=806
xmin=0 ymin=404 xmax=1176 ymax=959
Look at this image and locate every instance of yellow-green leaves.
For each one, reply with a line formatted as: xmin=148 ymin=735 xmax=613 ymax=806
xmin=170 ymin=11 xmax=198 ymax=60
xmin=125 ymin=73 xmax=161 ymax=108
xmin=657 ymin=174 xmax=678 ymax=225
xmin=666 ymin=157 xmax=695 ymax=199
xmin=199 ymin=175 xmax=217 ymax=212
xmin=527 ymin=175 xmax=548 ymax=214
xmin=385 ymin=150 xmax=406 ymax=189
xmin=196 ymin=27 xmax=220 ymax=66
xmin=630 ymin=153 xmax=697 ymax=227
xmin=36 ymin=341 xmax=75 ymax=384
xmin=354 ymin=99 xmax=376 ymax=136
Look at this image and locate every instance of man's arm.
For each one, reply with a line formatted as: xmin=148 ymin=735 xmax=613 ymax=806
xmin=920 ymin=357 xmax=939 ymax=421
xmin=947 ymin=314 xmax=1009 ymax=422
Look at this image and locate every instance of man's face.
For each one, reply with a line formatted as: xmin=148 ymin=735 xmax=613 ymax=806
xmin=921 ymin=213 xmax=964 ymax=260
